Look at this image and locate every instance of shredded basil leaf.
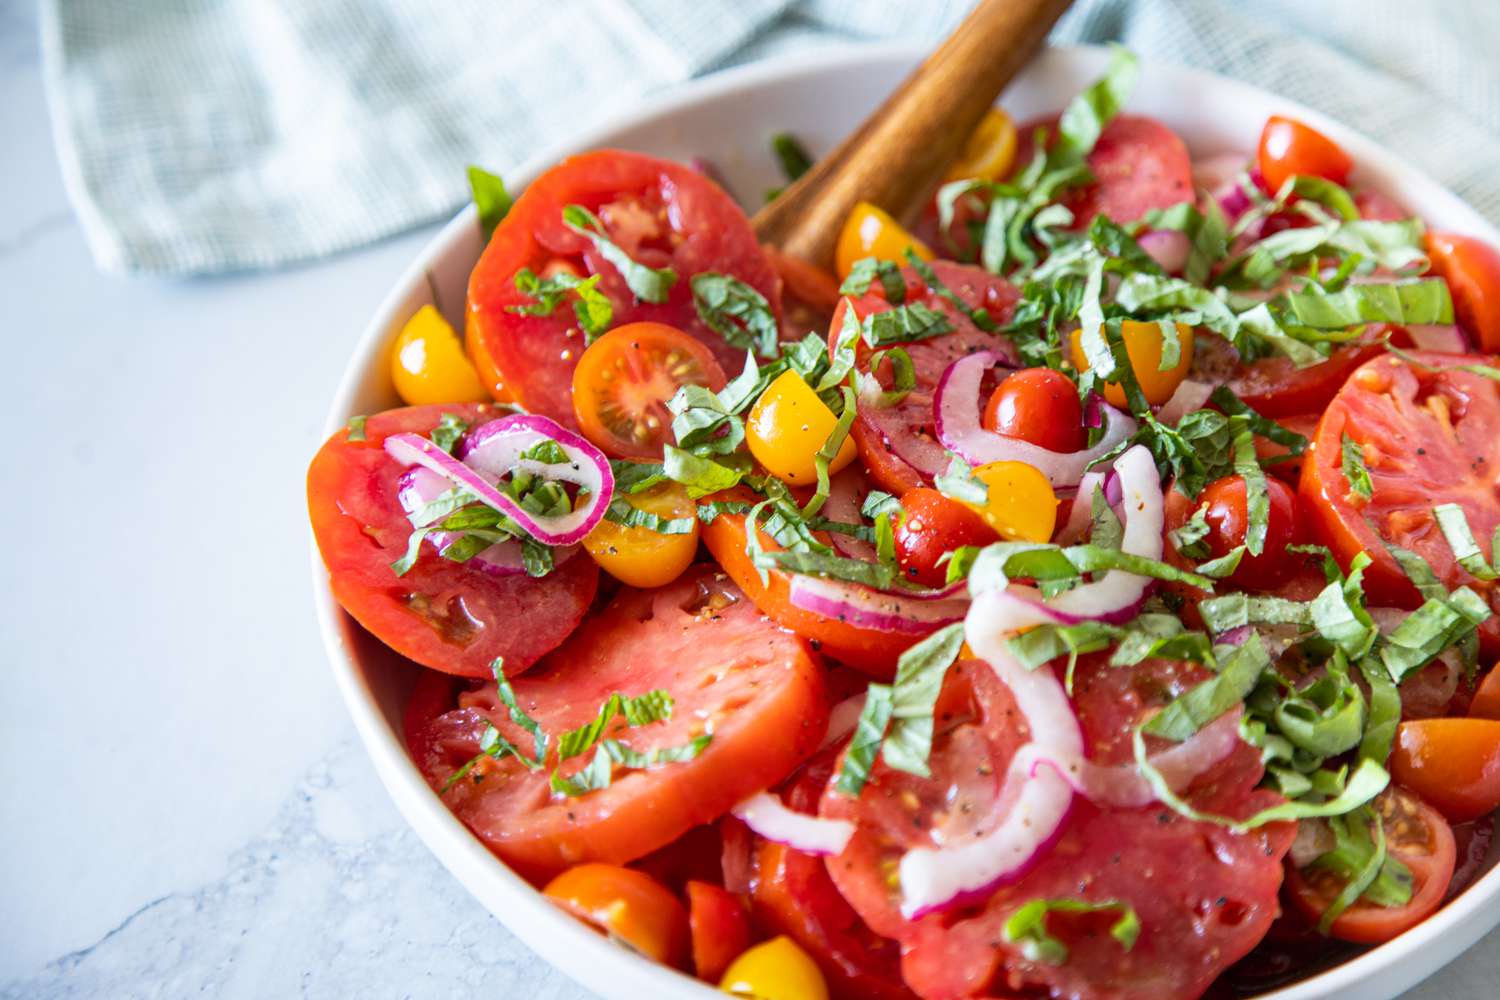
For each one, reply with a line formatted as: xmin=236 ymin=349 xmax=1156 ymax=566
xmin=863 ymin=301 xmax=956 ymax=347
xmin=510 ymin=267 xmax=613 ymax=340
xmin=841 ymin=257 xmax=907 ymax=303
xmin=430 ymin=413 xmax=471 ymax=455
xmin=1051 ymin=45 xmax=1138 ymax=166
xmin=345 ymin=414 xmax=368 ymax=442
xmin=1144 ymin=632 xmax=1270 ymax=740
xmin=467 ymin=165 xmax=513 ymax=238
xmin=1003 ymin=898 xmax=1140 ymax=965
xmin=771 ymin=132 xmax=812 ymax=181
xmin=692 ymin=273 xmax=779 ymax=358
xmin=834 ymin=684 xmax=895 ymax=796
xmin=1433 ymin=503 xmax=1498 ymax=580
xmin=562 ymin=204 xmax=677 ymax=304
xmin=880 ymin=624 xmax=967 ymax=777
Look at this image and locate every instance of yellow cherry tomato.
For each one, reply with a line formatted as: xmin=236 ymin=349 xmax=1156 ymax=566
xmin=720 ymin=936 xmax=829 ymax=1000
xmin=1070 ymin=320 xmax=1195 ymax=407
xmin=945 ymin=108 xmax=1018 ymax=183
xmin=392 ymin=304 xmax=490 ymax=405
xmin=543 ymin=863 xmax=690 ymax=967
xmin=965 ymin=461 xmax=1057 ymax=542
xmin=746 ymin=371 xmax=857 ymax=486
xmin=583 ymin=481 xmax=699 ymax=587
xmin=834 ymin=201 xmax=935 ymax=281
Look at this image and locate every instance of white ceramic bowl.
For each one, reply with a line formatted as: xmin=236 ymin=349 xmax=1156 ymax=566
xmin=313 ymin=43 xmax=1500 ymax=1000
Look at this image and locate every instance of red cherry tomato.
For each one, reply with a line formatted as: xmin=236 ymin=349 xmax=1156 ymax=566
xmin=1470 ymin=664 xmax=1500 ymax=720
xmin=1256 ymin=115 xmax=1353 ymax=194
xmin=892 ymin=487 xmax=1000 ymax=588
xmin=686 ymin=880 xmax=752 ymax=982
xmin=1426 ymin=232 xmax=1500 ymax=352
xmin=981 ymin=367 xmax=1086 ymax=453
xmin=1285 ymin=787 xmax=1455 ymax=944
xmin=1391 ymin=718 xmax=1500 ymax=823
xmin=1196 ymin=474 xmax=1301 ymax=590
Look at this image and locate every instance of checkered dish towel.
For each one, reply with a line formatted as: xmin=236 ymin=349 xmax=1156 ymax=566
xmin=41 ymin=0 xmax=1500 ymax=276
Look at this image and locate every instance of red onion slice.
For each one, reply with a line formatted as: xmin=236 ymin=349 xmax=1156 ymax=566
xmin=384 ymin=414 xmax=612 ymax=547
xmin=731 ymin=792 xmax=854 ymax=857
xmin=823 ymin=468 xmax=878 ymax=562
xmin=394 ymin=465 xmax=578 ymax=575
xmin=855 ymin=377 xmax=949 ymax=477
xmin=1406 ymin=324 xmax=1469 ymax=353
xmin=933 ymin=351 xmax=1137 ymax=488
xmin=787 ymin=575 xmax=969 ymax=635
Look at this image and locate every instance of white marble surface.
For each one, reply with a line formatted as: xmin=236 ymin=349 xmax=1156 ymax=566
xmin=1 ymin=3 xmax=1497 ymax=997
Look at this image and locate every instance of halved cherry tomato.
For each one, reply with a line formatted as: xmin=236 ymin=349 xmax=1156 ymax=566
xmin=1391 ymin=718 xmax=1500 ymax=822
xmin=1470 ymin=664 xmax=1500 ymax=720
xmin=1257 ymin=115 xmax=1353 ymax=194
xmin=1426 ymin=232 xmax=1500 ymax=352
xmin=1299 ymin=351 xmax=1500 ymax=628
xmin=1070 ymin=320 xmax=1194 ymax=407
xmin=701 ymin=495 xmax=921 ymax=677
xmin=687 ymin=880 xmax=752 ymax=982
xmin=747 ymin=371 xmax=858 ymax=485
xmin=572 ymin=322 xmax=727 ymax=460
xmin=720 ymin=936 xmax=829 ymax=1000
xmin=544 ymin=863 xmax=691 ymax=967
xmin=1196 ymin=474 xmax=1302 ymax=590
xmin=982 ymin=367 xmax=1086 ymax=452
xmin=834 ymin=202 xmax=933 ymax=282
xmin=966 ymin=460 xmax=1058 ymax=542
xmin=944 ymin=108 xmax=1017 ymax=183
xmin=391 ymin=305 xmax=490 ymax=405
xmin=583 ymin=481 xmax=699 ymax=587
xmin=1286 ymin=787 xmax=1455 ymax=944
xmin=893 ymin=487 xmax=999 ymax=587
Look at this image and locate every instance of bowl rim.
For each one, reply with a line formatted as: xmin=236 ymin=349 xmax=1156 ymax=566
xmin=313 ymin=41 xmax=1500 ymax=1000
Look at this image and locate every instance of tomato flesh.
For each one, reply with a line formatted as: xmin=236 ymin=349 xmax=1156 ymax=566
xmin=1257 ymin=115 xmax=1353 ymax=193
xmin=1391 ymin=718 xmax=1500 ymax=823
xmin=307 ymin=403 xmax=598 ymax=678
xmin=892 ymin=488 xmax=999 ymax=588
xmin=1285 ymin=787 xmax=1456 ymax=944
xmin=981 ymin=367 xmax=1085 ymax=452
xmin=405 ymin=569 xmax=828 ymax=875
xmin=687 ymin=880 xmax=752 ymax=982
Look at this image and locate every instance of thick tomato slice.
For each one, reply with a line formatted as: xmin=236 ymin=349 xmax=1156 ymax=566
xmin=1229 ymin=326 xmax=1410 ymax=419
xmin=1390 ymin=718 xmax=1500 ymax=823
xmin=405 ymin=569 xmax=829 ymax=876
xmin=307 ymin=403 xmax=598 ymax=678
xmin=1300 ymin=351 xmax=1500 ymax=629
xmin=832 ymin=262 xmax=1021 ymax=496
xmin=1011 ymin=113 xmax=1193 ymax=228
xmin=700 ymin=496 xmax=924 ymax=677
xmin=1285 ymin=786 xmax=1456 ymax=944
xmin=571 ymin=322 xmax=728 ymax=460
xmin=823 ymin=655 xmax=1291 ymax=1000
xmin=752 ymin=752 xmax=916 ymax=1000
xmin=466 ymin=150 xmax=780 ymax=428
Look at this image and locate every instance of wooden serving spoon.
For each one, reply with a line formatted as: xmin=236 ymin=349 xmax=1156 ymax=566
xmin=752 ymin=0 xmax=1074 ymax=270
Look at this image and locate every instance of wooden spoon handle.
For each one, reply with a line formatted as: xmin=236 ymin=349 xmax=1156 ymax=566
xmin=753 ymin=0 xmax=1073 ymax=269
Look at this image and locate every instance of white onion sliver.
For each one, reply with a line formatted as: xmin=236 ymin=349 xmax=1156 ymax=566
xmin=731 ymin=792 xmax=854 ymax=857
xmin=820 ymin=693 xmax=867 ymax=751
xmin=1055 ymin=470 xmax=1106 ymax=546
xmin=1138 ymin=230 xmax=1191 ymax=274
xmin=934 ymin=351 xmax=1137 ymax=488
xmin=1155 ymin=378 xmax=1216 ymax=427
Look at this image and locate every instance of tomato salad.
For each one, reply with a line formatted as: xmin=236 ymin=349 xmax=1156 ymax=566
xmin=309 ymin=49 xmax=1500 ymax=1000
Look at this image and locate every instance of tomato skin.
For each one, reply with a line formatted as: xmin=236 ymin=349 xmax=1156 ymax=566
xmin=1300 ymin=351 xmax=1500 ymax=633
xmin=1229 ymin=327 xmax=1406 ymax=419
xmin=1197 ymin=474 xmax=1302 ymax=590
xmin=1391 ymin=718 xmax=1500 ymax=823
xmin=720 ymin=937 xmax=830 ymax=1000
xmin=467 ymin=150 xmax=780 ymax=429
xmin=945 ymin=108 xmax=1018 ymax=184
xmin=307 ymin=403 xmax=598 ymax=678
xmin=686 ymin=880 xmax=752 ymax=982
xmin=1070 ymin=319 xmax=1194 ymax=407
xmin=701 ymin=497 xmax=919 ymax=677
xmin=892 ymin=488 xmax=998 ymax=587
xmin=1285 ymin=787 xmax=1456 ymax=944
xmin=1427 ymin=232 xmax=1500 ymax=351
xmin=544 ymin=864 xmax=691 ymax=967
xmin=583 ymin=481 xmax=700 ymax=588
xmin=746 ymin=371 xmax=858 ymax=486
xmin=1470 ymin=664 xmax=1500 ymax=720
xmin=571 ymin=322 xmax=727 ymax=460
xmin=834 ymin=201 xmax=934 ymax=281
xmin=1257 ymin=115 xmax=1353 ymax=193
xmin=391 ymin=305 xmax=489 ymax=405
xmin=406 ymin=570 xmax=829 ymax=875
xmin=981 ymin=367 xmax=1086 ymax=452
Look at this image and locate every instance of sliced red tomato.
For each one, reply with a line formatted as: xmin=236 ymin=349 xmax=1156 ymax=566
xmin=307 ymin=403 xmax=599 ymax=678
xmin=700 ymin=495 xmax=921 ymax=677
xmin=1012 ymin=114 xmax=1193 ymax=228
xmin=405 ymin=569 xmax=829 ymax=876
xmin=1229 ymin=326 xmax=1410 ymax=418
xmin=571 ymin=322 xmax=727 ymax=460
xmin=1391 ymin=718 xmax=1500 ymax=823
xmin=1257 ymin=115 xmax=1353 ymax=193
xmin=1426 ymin=232 xmax=1500 ymax=352
xmin=466 ymin=150 xmax=780 ymax=428
xmin=1470 ymin=664 xmax=1500 ymax=720
xmin=753 ymin=752 xmax=915 ymax=1000
xmin=824 ymin=654 xmax=1291 ymax=1000
xmin=687 ymin=880 xmax=752 ymax=982
xmin=1254 ymin=412 xmax=1322 ymax=484
xmin=831 ymin=262 xmax=1021 ymax=496
xmin=765 ymin=244 xmax=840 ymax=336
xmin=1285 ymin=786 xmax=1456 ymax=944
xmin=1299 ymin=351 xmax=1500 ymax=632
